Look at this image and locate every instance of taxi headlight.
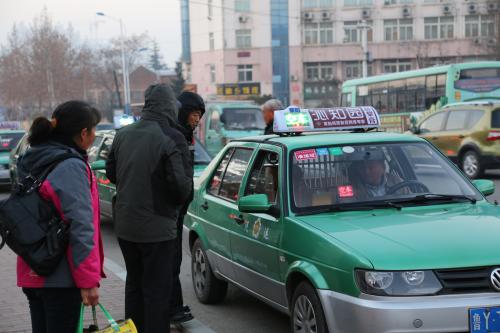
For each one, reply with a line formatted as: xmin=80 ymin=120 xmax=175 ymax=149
xmin=356 ymin=270 xmax=442 ymax=296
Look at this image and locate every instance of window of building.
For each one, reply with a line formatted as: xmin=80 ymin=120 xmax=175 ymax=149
xmin=303 ymin=0 xmax=334 ymax=8
xmin=237 ymin=64 xmax=253 ymax=82
xmin=383 ymin=60 xmax=412 ymax=73
xmin=344 ymin=0 xmax=373 ymax=6
xmin=425 ymin=17 xmax=454 ymax=40
xmin=236 ymin=29 xmax=252 ymax=48
xmin=210 ymin=64 xmax=216 ymax=83
xmin=235 ymin=0 xmax=250 ymax=12
xmin=385 ymin=0 xmax=413 ymax=3
xmin=209 ymin=32 xmax=215 ymax=50
xmin=384 ymin=19 xmax=413 ymax=41
xmin=208 ymin=0 xmax=213 ymax=18
xmin=344 ymin=61 xmax=373 ymax=79
xmin=304 ymin=22 xmax=334 ymax=45
xmin=304 ymin=62 xmax=335 ymax=81
xmin=344 ymin=20 xmax=373 ymax=43
xmin=466 ymin=15 xmax=495 ymax=38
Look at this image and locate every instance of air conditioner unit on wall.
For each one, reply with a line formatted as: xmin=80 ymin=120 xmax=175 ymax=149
xmin=362 ymin=8 xmax=371 ymax=19
xmin=402 ymin=7 xmax=412 ymax=17
xmin=239 ymin=15 xmax=249 ymax=23
xmin=303 ymin=12 xmax=314 ymax=21
xmin=443 ymin=4 xmax=453 ymax=15
xmin=321 ymin=11 xmax=332 ymax=21
xmin=487 ymin=2 xmax=498 ymax=12
xmin=468 ymin=3 xmax=477 ymax=14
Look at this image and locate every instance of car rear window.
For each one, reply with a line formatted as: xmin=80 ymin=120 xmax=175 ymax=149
xmin=492 ymin=109 xmax=500 ymax=128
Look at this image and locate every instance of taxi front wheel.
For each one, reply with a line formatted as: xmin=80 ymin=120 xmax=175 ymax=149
xmin=291 ymin=282 xmax=328 ymax=333
xmin=191 ymin=238 xmax=228 ymax=304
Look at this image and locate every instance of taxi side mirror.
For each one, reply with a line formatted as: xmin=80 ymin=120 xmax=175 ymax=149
xmin=238 ymin=194 xmax=272 ymax=213
xmin=472 ymin=179 xmax=495 ymax=197
xmin=90 ymin=160 xmax=106 ymax=171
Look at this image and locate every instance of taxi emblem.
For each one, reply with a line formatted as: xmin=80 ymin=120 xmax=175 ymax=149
xmin=491 ymin=268 xmax=500 ymax=291
xmin=252 ymin=219 xmax=262 ymax=239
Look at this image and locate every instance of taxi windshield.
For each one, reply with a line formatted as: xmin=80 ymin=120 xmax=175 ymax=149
xmin=221 ymin=108 xmax=265 ymax=131
xmin=290 ymin=142 xmax=482 ymax=213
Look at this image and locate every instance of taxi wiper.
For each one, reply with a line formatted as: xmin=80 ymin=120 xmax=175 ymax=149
xmin=296 ymin=203 xmax=403 ymax=216
xmin=387 ymin=194 xmax=477 ymax=206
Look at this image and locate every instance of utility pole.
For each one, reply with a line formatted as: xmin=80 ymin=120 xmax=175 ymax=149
xmin=358 ymin=20 xmax=371 ymax=78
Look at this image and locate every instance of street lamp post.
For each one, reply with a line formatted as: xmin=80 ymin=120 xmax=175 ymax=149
xmin=358 ymin=20 xmax=371 ymax=78
xmin=96 ymin=12 xmax=131 ymax=115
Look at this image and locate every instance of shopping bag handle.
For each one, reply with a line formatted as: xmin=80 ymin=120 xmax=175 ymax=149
xmin=77 ymin=303 xmax=120 ymax=333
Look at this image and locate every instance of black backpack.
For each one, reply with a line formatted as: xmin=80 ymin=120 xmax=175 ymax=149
xmin=0 ymin=153 xmax=84 ymax=276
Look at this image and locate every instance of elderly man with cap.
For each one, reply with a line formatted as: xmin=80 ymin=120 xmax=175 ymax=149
xmin=262 ymin=99 xmax=284 ymax=135
xmin=170 ymin=91 xmax=205 ymax=324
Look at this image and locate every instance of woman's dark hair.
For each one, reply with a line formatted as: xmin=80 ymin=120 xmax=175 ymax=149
xmin=28 ymin=101 xmax=101 ymax=146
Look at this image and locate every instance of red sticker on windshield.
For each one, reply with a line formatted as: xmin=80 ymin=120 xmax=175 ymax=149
xmin=338 ymin=185 xmax=354 ymax=198
xmin=294 ymin=149 xmax=317 ymax=161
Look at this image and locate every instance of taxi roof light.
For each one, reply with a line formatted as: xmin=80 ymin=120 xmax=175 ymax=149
xmin=273 ymin=106 xmax=380 ymax=135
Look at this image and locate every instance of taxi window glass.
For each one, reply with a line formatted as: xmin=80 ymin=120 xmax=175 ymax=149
xmin=208 ymin=148 xmax=233 ymax=196
xmin=491 ymin=109 xmax=500 ymax=128
xmin=420 ymin=112 xmax=445 ymax=133
xmin=194 ymin=138 xmax=212 ymax=164
xmin=445 ymin=110 xmax=468 ymax=131
xmin=221 ymin=108 xmax=265 ymax=131
xmin=245 ymin=151 xmax=279 ymax=204
xmin=88 ymin=136 xmax=104 ymax=163
xmin=218 ymin=148 xmax=253 ymax=201
xmin=290 ymin=143 xmax=481 ymax=213
xmin=99 ymin=138 xmax=113 ymax=161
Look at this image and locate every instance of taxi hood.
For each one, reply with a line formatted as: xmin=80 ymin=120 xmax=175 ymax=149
xmin=295 ymin=202 xmax=500 ymax=270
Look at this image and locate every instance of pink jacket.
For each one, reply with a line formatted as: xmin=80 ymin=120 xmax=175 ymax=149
xmin=16 ymin=144 xmax=105 ymax=288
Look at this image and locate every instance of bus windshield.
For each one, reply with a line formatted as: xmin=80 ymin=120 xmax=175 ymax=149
xmin=221 ymin=108 xmax=265 ymax=131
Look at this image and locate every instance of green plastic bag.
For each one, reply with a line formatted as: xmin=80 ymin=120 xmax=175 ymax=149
xmin=77 ymin=303 xmax=137 ymax=333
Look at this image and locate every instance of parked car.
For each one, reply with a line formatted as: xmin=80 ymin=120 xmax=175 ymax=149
xmin=411 ymin=100 xmax=500 ymax=178
xmin=186 ymin=106 xmax=500 ymax=333
xmin=88 ymin=130 xmax=212 ymax=219
xmin=9 ymin=132 xmax=29 ymax=187
xmin=197 ymin=101 xmax=265 ymax=156
xmin=0 ymin=129 xmax=26 ymax=186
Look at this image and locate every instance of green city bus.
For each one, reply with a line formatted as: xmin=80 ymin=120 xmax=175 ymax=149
xmin=341 ymin=61 xmax=500 ymax=132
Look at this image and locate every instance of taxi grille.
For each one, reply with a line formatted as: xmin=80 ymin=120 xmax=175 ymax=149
xmin=435 ymin=267 xmax=495 ymax=294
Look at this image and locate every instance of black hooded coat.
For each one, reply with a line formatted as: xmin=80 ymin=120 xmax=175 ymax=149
xmin=106 ymin=84 xmax=193 ymax=242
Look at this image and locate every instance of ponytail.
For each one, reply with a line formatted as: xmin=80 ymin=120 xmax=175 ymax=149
xmin=28 ymin=117 xmax=54 ymax=146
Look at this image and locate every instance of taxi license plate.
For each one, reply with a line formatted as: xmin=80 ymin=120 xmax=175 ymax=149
xmin=470 ymin=307 xmax=500 ymax=332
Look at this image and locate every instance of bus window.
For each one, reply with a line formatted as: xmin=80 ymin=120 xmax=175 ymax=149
xmin=388 ymin=92 xmax=397 ymax=113
xmin=436 ymin=74 xmax=446 ymax=97
xmin=341 ymin=93 xmax=352 ymax=107
xmin=426 ymin=75 xmax=439 ymax=108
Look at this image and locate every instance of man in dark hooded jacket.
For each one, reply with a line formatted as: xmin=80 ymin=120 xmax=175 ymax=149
xmin=170 ymin=91 xmax=205 ymax=324
xmin=106 ymin=84 xmax=192 ymax=333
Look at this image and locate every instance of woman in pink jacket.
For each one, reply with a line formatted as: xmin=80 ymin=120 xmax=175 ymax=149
xmin=17 ymin=100 xmax=105 ymax=333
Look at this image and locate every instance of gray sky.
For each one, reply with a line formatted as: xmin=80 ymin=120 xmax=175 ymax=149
xmin=0 ymin=0 xmax=182 ymax=67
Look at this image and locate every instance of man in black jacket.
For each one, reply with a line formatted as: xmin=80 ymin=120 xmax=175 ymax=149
xmin=106 ymin=84 xmax=192 ymax=333
xmin=262 ymin=99 xmax=284 ymax=135
xmin=170 ymin=91 xmax=205 ymax=324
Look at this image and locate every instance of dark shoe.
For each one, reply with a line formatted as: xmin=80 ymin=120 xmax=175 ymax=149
xmin=171 ymin=306 xmax=194 ymax=324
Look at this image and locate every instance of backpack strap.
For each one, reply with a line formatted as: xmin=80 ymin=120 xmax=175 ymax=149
xmin=20 ymin=152 xmax=85 ymax=195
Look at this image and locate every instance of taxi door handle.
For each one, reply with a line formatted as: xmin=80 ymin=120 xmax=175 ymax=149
xmin=201 ymin=202 xmax=209 ymax=211
xmin=233 ymin=215 xmax=245 ymax=225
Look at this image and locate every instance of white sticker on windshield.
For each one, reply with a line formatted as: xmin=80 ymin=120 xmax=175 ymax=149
xmin=342 ymin=146 xmax=355 ymax=154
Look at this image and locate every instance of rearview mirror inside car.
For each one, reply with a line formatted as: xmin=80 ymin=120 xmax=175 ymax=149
xmin=238 ymin=194 xmax=272 ymax=213
xmin=472 ymin=179 xmax=495 ymax=197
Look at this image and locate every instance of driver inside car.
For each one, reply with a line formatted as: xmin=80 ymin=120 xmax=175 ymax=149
xmin=351 ymin=150 xmax=406 ymax=200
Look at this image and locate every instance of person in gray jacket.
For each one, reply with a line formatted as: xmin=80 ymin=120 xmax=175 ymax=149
xmin=106 ymin=84 xmax=192 ymax=333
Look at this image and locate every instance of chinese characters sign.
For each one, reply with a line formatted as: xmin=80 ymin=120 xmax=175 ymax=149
xmin=216 ymin=83 xmax=261 ymax=96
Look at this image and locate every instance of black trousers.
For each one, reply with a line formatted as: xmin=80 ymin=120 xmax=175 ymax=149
xmin=23 ymin=287 xmax=82 ymax=333
xmin=118 ymin=238 xmax=175 ymax=333
xmin=170 ymin=214 xmax=184 ymax=314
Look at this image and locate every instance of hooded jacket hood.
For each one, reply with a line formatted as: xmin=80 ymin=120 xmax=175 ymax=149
xmin=141 ymin=84 xmax=178 ymax=127
xmin=177 ymin=91 xmax=205 ymax=131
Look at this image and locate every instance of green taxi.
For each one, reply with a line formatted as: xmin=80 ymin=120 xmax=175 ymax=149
xmin=185 ymin=106 xmax=500 ymax=333
xmin=0 ymin=129 xmax=25 ymax=186
xmin=89 ymin=130 xmax=212 ymax=219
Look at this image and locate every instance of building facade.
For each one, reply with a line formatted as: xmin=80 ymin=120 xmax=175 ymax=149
xmin=182 ymin=0 xmax=498 ymax=107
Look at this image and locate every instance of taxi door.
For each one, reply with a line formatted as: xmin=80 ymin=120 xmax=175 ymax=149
xmin=94 ymin=135 xmax=115 ymax=216
xmin=199 ymin=145 xmax=256 ymax=281
xmin=229 ymin=145 xmax=287 ymax=307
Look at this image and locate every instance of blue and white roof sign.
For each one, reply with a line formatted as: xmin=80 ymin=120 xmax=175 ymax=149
xmin=273 ymin=106 xmax=380 ymax=133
